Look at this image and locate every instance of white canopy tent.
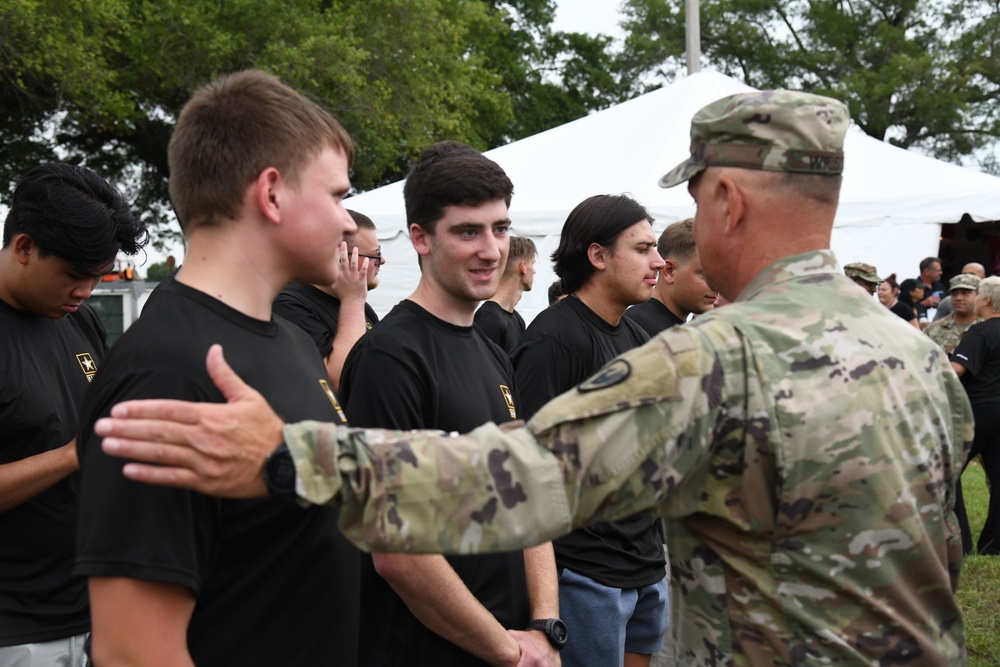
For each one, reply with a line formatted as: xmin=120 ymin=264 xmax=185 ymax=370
xmin=347 ymin=70 xmax=1000 ymax=325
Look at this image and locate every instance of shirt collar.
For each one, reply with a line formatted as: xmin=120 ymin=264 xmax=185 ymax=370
xmin=738 ymin=250 xmax=840 ymax=302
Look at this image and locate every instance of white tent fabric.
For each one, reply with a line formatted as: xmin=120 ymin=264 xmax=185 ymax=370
xmin=347 ymin=70 xmax=1000 ymax=325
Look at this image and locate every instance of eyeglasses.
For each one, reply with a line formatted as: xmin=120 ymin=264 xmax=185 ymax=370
xmin=358 ymin=248 xmax=382 ymax=264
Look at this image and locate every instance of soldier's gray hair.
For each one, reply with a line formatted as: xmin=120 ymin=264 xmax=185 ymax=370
xmin=979 ymin=276 xmax=1000 ymax=309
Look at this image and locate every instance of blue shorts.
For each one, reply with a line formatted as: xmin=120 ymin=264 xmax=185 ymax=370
xmin=558 ymin=567 xmax=670 ymax=666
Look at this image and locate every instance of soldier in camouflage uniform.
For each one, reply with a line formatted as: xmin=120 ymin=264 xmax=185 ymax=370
xmin=842 ymin=262 xmax=881 ymax=295
xmin=94 ymin=91 xmax=975 ymax=667
xmin=925 ymin=273 xmax=983 ymax=355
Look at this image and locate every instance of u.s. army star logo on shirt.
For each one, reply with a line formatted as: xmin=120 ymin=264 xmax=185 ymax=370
xmin=499 ymin=384 xmax=516 ymax=419
xmin=76 ymin=353 xmax=97 ymax=382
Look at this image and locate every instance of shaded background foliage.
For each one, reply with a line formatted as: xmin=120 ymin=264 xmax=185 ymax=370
xmin=619 ymin=0 xmax=1000 ymax=167
xmin=2 ymin=0 xmax=998 ymax=248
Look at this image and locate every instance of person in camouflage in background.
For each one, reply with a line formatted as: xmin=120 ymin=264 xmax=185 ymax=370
xmin=925 ymin=273 xmax=983 ymax=355
xmin=94 ymin=91 xmax=975 ymax=667
xmin=842 ymin=262 xmax=881 ymax=295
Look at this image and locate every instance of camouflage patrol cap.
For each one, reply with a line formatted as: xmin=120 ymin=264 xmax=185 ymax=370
xmin=844 ymin=262 xmax=881 ymax=284
xmin=659 ymin=90 xmax=850 ymax=188
xmin=949 ymin=273 xmax=982 ymax=292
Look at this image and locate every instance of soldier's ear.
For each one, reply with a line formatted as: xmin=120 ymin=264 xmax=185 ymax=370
xmin=717 ymin=175 xmax=746 ymax=238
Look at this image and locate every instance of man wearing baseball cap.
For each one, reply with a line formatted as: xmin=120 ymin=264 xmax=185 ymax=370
xmin=843 ymin=262 xmax=882 ymax=295
xmin=95 ymin=91 xmax=974 ymax=666
xmin=926 ymin=273 xmax=983 ymax=355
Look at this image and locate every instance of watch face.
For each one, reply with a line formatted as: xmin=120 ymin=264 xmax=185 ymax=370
xmin=271 ymin=453 xmax=296 ymax=487
xmin=264 ymin=446 xmax=297 ymax=498
xmin=551 ymin=619 xmax=568 ymax=644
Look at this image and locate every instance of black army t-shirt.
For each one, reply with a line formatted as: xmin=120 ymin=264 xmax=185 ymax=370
xmin=273 ymin=281 xmax=379 ymax=358
xmin=953 ymin=317 xmax=1000 ymax=404
xmin=473 ymin=300 xmax=526 ymax=354
xmin=0 ymin=300 xmax=106 ymax=645
xmin=340 ymin=299 xmax=528 ymax=667
xmin=624 ymin=297 xmax=687 ymax=337
xmin=512 ymin=295 xmax=666 ymax=589
xmin=75 ymin=277 xmax=359 ymax=666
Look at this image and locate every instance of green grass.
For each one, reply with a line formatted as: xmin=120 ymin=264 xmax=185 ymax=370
xmin=956 ymin=461 xmax=1000 ymax=666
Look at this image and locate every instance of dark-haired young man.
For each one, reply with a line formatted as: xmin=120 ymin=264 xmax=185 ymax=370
xmin=339 ymin=141 xmax=558 ymax=667
xmin=274 ymin=209 xmax=384 ymax=391
xmin=511 ymin=194 xmax=669 ymax=667
xmin=74 ymin=70 xmax=362 ymax=666
xmin=474 ymin=235 xmax=537 ymax=353
xmin=0 ymin=163 xmax=147 ymax=666
xmin=625 ymin=219 xmax=716 ymax=336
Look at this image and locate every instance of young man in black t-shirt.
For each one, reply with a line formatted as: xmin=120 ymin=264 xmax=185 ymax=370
xmin=274 ymin=209 xmax=384 ymax=391
xmin=0 ymin=164 xmax=147 ymax=667
xmin=625 ymin=219 xmax=717 ymax=337
xmin=512 ymin=194 xmax=669 ymax=667
xmin=75 ymin=70 xmax=362 ymax=666
xmin=339 ymin=142 xmax=559 ymax=667
xmin=474 ymin=235 xmax=537 ymax=353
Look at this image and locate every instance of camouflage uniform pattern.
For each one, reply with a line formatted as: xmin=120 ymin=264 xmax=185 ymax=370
xmin=925 ymin=313 xmax=982 ymax=355
xmin=285 ymin=249 xmax=973 ymax=667
xmin=659 ymin=91 xmax=848 ymax=188
xmin=843 ymin=262 xmax=881 ymax=284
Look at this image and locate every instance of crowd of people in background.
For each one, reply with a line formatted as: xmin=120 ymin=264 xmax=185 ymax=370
xmin=847 ymin=257 xmax=1000 ymax=561
xmin=0 ymin=66 xmax=994 ymax=667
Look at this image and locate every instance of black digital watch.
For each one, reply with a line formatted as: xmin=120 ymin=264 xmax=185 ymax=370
xmin=261 ymin=443 xmax=297 ymax=500
xmin=526 ymin=618 xmax=568 ymax=650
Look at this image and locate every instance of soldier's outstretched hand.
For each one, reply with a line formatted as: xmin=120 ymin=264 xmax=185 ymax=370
xmin=96 ymin=344 xmax=284 ymax=498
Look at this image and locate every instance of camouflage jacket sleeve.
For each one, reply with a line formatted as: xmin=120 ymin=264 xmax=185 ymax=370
xmin=284 ymin=327 xmax=725 ymax=554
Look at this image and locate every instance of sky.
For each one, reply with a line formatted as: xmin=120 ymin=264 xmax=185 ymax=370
xmin=553 ymin=0 xmax=626 ymax=38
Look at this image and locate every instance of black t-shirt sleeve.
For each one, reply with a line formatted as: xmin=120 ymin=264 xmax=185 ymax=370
xmin=75 ymin=371 xmax=218 ymax=594
xmin=513 ymin=336 xmax=583 ymax=420
xmin=953 ymin=325 xmax=987 ymax=376
xmin=272 ymin=296 xmax=335 ymax=359
xmin=890 ymin=301 xmax=916 ymax=323
xmin=341 ymin=345 xmax=426 ymax=430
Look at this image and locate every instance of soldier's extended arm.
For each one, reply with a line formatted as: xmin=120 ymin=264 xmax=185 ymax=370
xmin=99 ymin=336 xmax=723 ymax=554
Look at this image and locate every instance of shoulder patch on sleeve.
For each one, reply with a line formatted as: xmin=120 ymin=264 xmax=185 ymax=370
xmin=578 ymin=359 xmax=631 ymax=393
xmin=528 ymin=328 xmax=716 ymax=434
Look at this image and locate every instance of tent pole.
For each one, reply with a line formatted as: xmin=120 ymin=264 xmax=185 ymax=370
xmin=686 ymin=0 xmax=701 ymax=74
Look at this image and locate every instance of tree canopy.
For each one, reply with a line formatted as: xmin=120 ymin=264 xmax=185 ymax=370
xmin=0 ymin=0 xmax=623 ymax=245
xmin=619 ymin=0 xmax=1000 ymax=172
xmin=3 ymin=0 xmax=998 ymax=247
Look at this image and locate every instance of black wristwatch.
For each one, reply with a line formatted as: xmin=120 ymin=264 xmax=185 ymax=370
xmin=261 ymin=443 xmax=297 ymax=500
xmin=526 ymin=618 xmax=568 ymax=650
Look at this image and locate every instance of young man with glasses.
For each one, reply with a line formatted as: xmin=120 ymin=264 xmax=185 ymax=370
xmin=273 ymin=209 xmax=384 ymax=392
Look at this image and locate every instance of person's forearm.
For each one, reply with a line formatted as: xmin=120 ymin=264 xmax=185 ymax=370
xmin=0 ymin=440 xmax=78 ymax=513
xmin=374 ymin=553 xmax=520 ymax=666
xmin=286 ymin=329 xmax=721 ymax=555
xmin=325 ymin=297 xmax=368 ymax=392
xmin=523 ymin=542 xmax=558 ymax=619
